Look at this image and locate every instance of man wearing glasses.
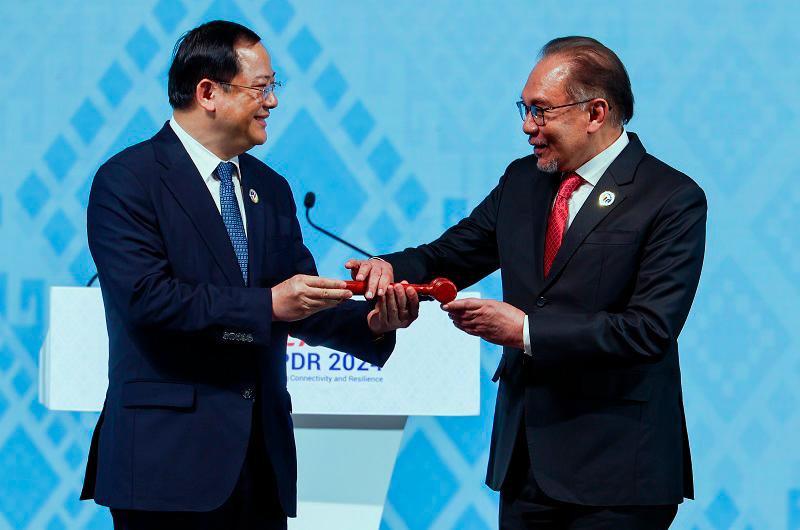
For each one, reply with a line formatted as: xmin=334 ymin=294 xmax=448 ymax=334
xmin=349 ymin=36 xmax=706 ymax=528
xmin=81 ymin=20 xmax=418 ymax=529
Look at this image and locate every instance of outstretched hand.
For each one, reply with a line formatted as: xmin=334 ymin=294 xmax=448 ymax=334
xmin=368 ymin=281 xmax=419 ymax=335
xmin=442 ymin=298 xmax=525 ymax=349
xmin=344 ymin=258 xmax=394 ymax=300
xmin=272 ymin=275 xmax=352 ymax=322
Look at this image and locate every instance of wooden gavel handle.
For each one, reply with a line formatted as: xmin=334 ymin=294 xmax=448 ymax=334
xmin=344 ymin=277 xmax=458 ymax=304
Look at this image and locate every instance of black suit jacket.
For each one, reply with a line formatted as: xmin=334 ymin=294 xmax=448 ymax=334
xmin=383 ymin=133 xmax=705 ymax=505
xmin=80 ymin=123 xmax=394 ymax=516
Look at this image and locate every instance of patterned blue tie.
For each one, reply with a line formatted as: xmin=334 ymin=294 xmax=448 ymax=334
xmin=217 ymin=162 xmax=248 ymax=285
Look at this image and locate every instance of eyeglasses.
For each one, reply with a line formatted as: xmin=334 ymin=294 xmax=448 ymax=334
xmin=217 ymin=80 xmax=283 ymax=100
xmin=516 ymin=99 xmax=596 ymax=126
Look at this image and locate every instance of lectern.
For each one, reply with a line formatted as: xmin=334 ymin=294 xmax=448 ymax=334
xmin=40 ymin=286 xmax=480 ymax=529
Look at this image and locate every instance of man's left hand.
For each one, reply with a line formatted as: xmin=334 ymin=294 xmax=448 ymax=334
xmin=368 ymin=282 xmax=420 ymax=335
xmin=345 ymin=258 xmax=393 ymax=299
xmin=443 ymin=298 xmax=525 ymax=349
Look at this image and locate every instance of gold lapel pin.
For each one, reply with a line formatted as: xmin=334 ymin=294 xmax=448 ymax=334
xmin=598 ymin=191 xmax=615 ymax=207
xmin=249 ymin=189 xmax=259 ymax=204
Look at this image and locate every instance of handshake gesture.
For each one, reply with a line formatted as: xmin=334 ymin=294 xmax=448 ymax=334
xmin=271 ymin=259 xmax=419 ymax=336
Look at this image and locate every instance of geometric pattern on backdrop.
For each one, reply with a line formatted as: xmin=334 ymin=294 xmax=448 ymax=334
xmin=0 ymin=1 xmax=798 ymax=529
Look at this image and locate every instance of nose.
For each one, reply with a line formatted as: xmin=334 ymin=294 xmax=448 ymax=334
xmin=264 ymin=91 xmax=278 ymax=109
xmin=523 ymin=114 xmax=538 ymax=136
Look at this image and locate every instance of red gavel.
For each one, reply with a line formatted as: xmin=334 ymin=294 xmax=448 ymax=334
xmin=344 ymin=277 xmax=458 ymax=304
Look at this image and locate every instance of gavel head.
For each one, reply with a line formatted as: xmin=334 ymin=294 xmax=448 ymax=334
xmin=429 ymin=278 xmax=457 ymax=304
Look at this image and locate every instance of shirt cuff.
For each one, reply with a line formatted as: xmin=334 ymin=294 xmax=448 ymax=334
xmin=523 ymin=314 xmax=532 ymax=356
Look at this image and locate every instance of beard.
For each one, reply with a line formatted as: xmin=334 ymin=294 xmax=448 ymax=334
xmin=536 ymin=156 xmax=559 ymax=174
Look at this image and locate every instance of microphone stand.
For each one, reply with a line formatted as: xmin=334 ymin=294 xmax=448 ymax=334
xmin=303 ymin=192 xmax=374 ymax=258
xmin=304 ymin=202 xmax=373 ymax=258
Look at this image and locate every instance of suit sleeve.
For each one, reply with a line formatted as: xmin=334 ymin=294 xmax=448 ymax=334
xmin=381 ymin=172 xmax=507 ymax=288
xmin=283 ymin=186 xmax=396 ymax=367
xmin=87 ymin=161 xmax=273 ymax=346
xmin=530 ymin=183 xmax=707 ymax=364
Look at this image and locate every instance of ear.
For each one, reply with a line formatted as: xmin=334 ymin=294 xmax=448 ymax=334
xmin=586 ymin=98 xmax=610 ymax=133
xmin=195 ymin=79 xmax=218 ymax=112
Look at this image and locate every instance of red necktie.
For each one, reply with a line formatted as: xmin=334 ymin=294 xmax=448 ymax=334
xmin=544 ymin=172 xmax=585 ymax=277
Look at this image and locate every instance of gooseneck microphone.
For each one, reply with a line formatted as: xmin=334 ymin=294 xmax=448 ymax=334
xmin=303 ymin=192 xmax=373 ymax=258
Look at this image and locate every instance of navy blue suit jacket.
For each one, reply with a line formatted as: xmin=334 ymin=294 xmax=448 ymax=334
xmin=383 ymin=133 xmax=705 ymax=506
xmin=80 ymin=123 xmax=394 ymax=516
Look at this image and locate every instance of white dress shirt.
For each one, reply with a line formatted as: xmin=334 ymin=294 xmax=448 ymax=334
xmin=523 ymin=131 xmax=629 ymax=355
xmin=169 ymin=117 xmax=248 ymax=236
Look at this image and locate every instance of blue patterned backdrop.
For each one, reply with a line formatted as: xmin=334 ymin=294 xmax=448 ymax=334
xmin=0 ymin=1 xmax=798 ymax=528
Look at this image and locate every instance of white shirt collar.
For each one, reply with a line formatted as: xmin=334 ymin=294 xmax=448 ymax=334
xmin=574 ymin=130 xmax=629 ymax=186
xmin=169 ymin=116 xmax=241 ymax=183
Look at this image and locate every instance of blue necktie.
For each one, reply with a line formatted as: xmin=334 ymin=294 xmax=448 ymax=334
xmin=217 ymin=162 xmax=248 ymax=285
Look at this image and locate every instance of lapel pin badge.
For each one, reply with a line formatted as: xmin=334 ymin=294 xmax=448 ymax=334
xmin=249 ymin=189 xmax=259 ymax=204
xmin=598 ymin=191 xmax=615 ymax=207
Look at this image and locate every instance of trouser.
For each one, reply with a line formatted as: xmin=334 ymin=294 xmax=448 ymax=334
xmin=499 ymin=424 xmax=678 ymax=530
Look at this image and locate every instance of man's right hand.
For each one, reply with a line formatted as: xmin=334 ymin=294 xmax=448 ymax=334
xmin=344 ymin=258 xmax=394 ymax=300
xmin=271 ymin=275 xmax=353 ymax=321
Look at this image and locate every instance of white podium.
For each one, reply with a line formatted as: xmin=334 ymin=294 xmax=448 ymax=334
xmin=40 ymin=287 xmax=480 ymax=529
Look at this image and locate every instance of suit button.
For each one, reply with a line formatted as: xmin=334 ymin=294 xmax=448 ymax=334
xmin=242 ymin=387 xmax=255 ymax=400
xmin=536 ymin=297 xmax=548 ymax=308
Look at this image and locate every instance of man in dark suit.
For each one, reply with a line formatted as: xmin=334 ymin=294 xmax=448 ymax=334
xmin=81 ymin=20 xmax=418 ymax=529
xmin=348 ymin=36 xmax=706 ymax=529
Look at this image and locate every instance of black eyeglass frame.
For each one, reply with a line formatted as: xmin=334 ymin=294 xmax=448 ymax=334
xmin=217 ymin=80 xmax=283 ymax=100
xmin=516 ymin=98 xmax=605 ymax=126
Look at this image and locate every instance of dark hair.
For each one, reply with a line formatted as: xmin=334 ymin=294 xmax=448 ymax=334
xmin=168 ymin=20 xmax=261 ymax=110
xmin=540 ymin=36 xmax=634 ymax=126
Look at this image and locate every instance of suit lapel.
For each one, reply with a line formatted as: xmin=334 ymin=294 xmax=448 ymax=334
xmin=152 ymin=123 xmax=245 ymax=287
xmin=541 ymin=133 xmax=646 ymax=291
xmin=542 ymin=178 xmax=626 ymax=289
xmin=239 ymin=155 xmax=269 ymax=287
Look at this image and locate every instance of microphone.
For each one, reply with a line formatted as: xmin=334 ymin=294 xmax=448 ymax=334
xmin=303 ymin=192 xmax=373 ymax=258
xmin=304 ymin=191 xmax=316 ymax=209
